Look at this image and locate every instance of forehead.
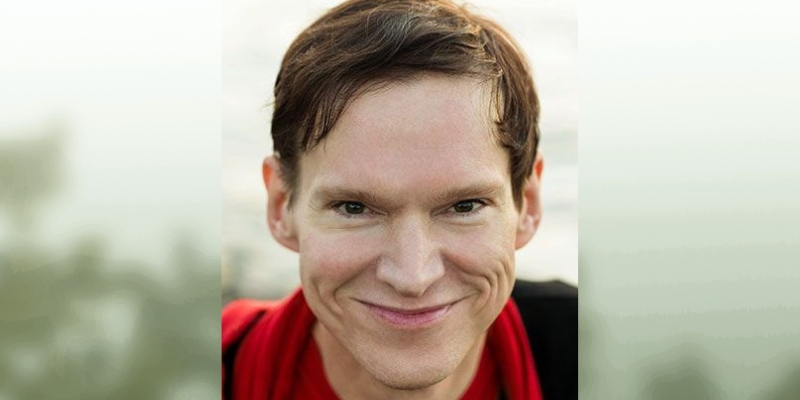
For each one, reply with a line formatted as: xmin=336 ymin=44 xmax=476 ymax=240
xmin=297 ymin=75 xmax=510 ymax=200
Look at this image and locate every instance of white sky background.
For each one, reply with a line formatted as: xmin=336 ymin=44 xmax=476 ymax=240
xmin=0 ymin=0 xmax=221 ymax=277
xmin=222 ymin=0 xmax=578 ymax=295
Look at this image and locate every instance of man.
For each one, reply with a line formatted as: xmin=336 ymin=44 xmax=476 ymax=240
xmin=222 ymin=0 xmax=577 ymax=399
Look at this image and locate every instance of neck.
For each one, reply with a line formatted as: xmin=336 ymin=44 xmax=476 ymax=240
xmin=313 ymin=322 xmax=487 ymax=400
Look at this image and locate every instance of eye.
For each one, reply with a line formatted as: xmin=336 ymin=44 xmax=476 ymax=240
xmin=334 ymin=201 xmax=369 ymax=216
xmin=449 ymin=200 xmax=486 ymax=214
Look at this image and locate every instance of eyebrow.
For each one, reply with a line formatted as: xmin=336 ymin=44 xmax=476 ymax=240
xmin=430 ymin=183 xmax=507 ymax=205
xmin=311 ymin=187 xmax=383 ymax=206
xmin=310 ymin=182 xmax=507 ymax=208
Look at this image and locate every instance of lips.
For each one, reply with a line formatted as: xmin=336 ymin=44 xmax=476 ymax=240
xmin=360 ymin=300 xmax=455 ymax=328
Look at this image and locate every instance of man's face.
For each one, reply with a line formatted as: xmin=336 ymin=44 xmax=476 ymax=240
xmin=269 ymin=75 xmax=540 ymax=390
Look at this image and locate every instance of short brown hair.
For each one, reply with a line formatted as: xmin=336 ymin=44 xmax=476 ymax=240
xmin=271 ymin=0 xmax=540 ymax=207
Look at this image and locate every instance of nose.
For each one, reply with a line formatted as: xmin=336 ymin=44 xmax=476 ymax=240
xmin=376 ymin=216 xmax=445 ymax=298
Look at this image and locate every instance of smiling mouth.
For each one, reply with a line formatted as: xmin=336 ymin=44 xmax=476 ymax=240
xmin=359 ymin=301 xmax=456 ymax=329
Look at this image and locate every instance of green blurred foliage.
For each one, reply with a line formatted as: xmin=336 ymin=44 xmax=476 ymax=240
xmin=639 ymin=346 xmax=725 ymax=400
xmin=0 ymin=124 xmax=63 ymax=232
xmin=578 ymin=256 xmax=800 ymax=400
xmin=761 ymin=364 xmax=800 ymax=400
xmin=0 ymin=131 xmax=220 ymax=399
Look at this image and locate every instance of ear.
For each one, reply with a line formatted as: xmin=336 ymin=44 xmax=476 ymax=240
xmin=263 ymin=156 xmax=299 ymax=252
xmin=515 ymin=152 xmax=544 ymax=249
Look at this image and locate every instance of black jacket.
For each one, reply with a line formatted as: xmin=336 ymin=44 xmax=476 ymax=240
xmin=511 ymin=280 xmax=578 ymax=400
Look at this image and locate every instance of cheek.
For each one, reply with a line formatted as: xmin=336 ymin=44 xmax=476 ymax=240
xmin=440 ymin=220 xmax=518 ymax=290
xmin=298 ymin=229 xmax=382 ymax=295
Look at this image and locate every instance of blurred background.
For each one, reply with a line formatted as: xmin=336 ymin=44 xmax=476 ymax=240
xmin=221 ymin=0 xmax=579 ymax=301
xmin=4 ymin=0 xmax=800 ymax=399
xmin=579 ymin=0 xmax=800 ymax=398
xmin=0 ymin=0 xmax=220 ymax=398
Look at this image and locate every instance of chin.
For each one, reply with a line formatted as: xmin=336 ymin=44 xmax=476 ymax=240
xmin=357 ymin=343 xmax=461 ymax=391
xmin=368 ymin=362 xmax=451 ymax=391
